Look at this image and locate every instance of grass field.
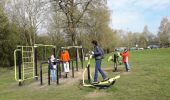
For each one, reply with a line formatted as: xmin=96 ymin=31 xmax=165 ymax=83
xmin=0 ymin=48 xmax=170 ymax=100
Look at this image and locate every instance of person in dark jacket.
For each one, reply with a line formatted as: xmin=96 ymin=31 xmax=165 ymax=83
xmin=91 ymin=40 xmax=108 ymax=84
xmin=48 ymin=54 xmax=57 ymax=81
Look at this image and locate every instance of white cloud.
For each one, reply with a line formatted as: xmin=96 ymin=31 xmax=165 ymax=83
xmin=107 ymin=0 xmax=170 ymax=33
xmin=110 ymin=11 xmax=146 ymax=32
xmin=108 ymin=0 xmax=170 ymax=11
xmin=134 ymin=0 xmax=170 ymax=10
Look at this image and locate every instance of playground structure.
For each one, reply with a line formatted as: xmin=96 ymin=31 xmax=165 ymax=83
xmin=14 ymin=44 xmax=85 ymax=86
xmin=14 ymin=44 xmax=56 ymax=86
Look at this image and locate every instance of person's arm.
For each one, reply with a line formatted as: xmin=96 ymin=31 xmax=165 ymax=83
xmin=93 ymin=47 xmax=102 ymax=56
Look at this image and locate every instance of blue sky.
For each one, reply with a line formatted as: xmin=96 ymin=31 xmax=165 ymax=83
xmin=107 ymin=0 xmax=170 ymax=34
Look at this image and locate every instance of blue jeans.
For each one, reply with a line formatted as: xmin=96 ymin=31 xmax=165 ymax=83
xmin=125 ymin=62 xmax=130 ymax=71
xmin=94 ymin=59 xmax=107 ymax=82
xmin=50 ymin=69 xmax=56 ymax=81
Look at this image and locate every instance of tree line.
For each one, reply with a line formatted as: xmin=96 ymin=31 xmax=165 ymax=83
xmin=116 ymin=17 xmax=170 ymax=49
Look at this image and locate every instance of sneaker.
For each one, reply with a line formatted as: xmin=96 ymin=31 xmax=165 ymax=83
xmin=103 ymin=78 xmax=109 ymax=81
xmin=126 ymin=69 xmax=130 ymax=72
xmin=92 ymin=81 xmax=99 ymax=84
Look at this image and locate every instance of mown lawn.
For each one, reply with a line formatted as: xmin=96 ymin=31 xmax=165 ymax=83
xmin=0 ymin=48 xmax=170 ymax=100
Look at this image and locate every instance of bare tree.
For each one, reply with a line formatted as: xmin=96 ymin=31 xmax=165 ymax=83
xmin=51 ymin=0 xmax=93 ymax=45
xmin=158 ymin=17 xmax=170 ymax=47
xmin=7 ymin=0 xmax=50 ymax=45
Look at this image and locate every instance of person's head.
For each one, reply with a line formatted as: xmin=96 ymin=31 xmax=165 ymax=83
xmin=91 ymin=40 xmax=98 ymax=46
xmin=51 ymin=54 xmax=55 ymax=60
xmin=124 ymin=48 xmax=128 ymax=52
xmin=61 ymin=48 xmax=65 ymax=52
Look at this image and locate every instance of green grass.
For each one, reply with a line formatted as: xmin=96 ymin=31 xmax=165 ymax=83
xmin=1 ymin=48 xmax=170 ymax=100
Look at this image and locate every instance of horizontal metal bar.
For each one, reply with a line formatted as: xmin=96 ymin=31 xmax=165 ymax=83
xmin=23 ymin=51 xmax=33 ymax=53
xmin=17 ymin=45 xmax=34 ymax=48
xmin=22 ymin=57 xmax=33 ymax=59
xmin=23 ymin=62 xmax=33 ymax=63
xmin=23 ymin=67 xmax=34 ymax=70
xmin=23 ymin=77 xmax=35 ymax=80
xmin=24 ymin=72 xmax=34 ymax=75
xmin=61 ymin=46 xmax=82 ymax=49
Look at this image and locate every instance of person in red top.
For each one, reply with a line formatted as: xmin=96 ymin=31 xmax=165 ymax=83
xmin=121 ymin=48 xmax=130 ymax=72
xmin=60 ymin=49 xmax=70 ymax=77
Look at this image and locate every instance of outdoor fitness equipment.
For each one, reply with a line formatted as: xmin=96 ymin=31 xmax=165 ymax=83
xmin=14 ymin=44 xmax=56 ymax=86
xmin=61 ymin=46 xmax=84 ymax=71
xmin=108 ymin=52 xmax=122 ymax=71
xmin=40 ymin=58 xmax=75 ymax=85
xmin=82 ymin=54 xmax=120 ymax=88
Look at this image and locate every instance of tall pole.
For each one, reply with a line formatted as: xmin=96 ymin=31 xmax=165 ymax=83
xmin=87 ymin=64 xmax=91 ymax=83
xmin=18 ymin=49 xmax=22 ymax=86
xmin=56 ymin=61 xmax=59 ymax=85
xmin=40 ymin=64 xmax=43 ymax=85
xmin=72 ymin=60 xmax=74 ymax=78
xmin=76 ymin=48 xmax=78 ymax=71
xmin=34 ymin=47 xmax=38 ymax=80
xmin=48 ymin=58 xmax=51 ymax=85
xmin=43 ymin=47 xmax=45 ymax=61
xmin=81 ymin=48 xmax=84 ymax=69
xmin=52 ymin=47 xmax=56 ymax=57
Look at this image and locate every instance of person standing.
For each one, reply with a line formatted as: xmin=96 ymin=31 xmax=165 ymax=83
xmin=60 ymin=49 xmax=70 ymax=78
xmin=121 ymin=48 xmax=131 ymax=72
xmin=91 ymin=40 xmax=108 ymax=84
xmin=113 ymin=51 xmax=118 ymax=71
xmin=49 ymin=54 xmax=57 ymax=81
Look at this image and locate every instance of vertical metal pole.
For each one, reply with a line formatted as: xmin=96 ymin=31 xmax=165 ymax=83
xmin=59 ymin=62 xmax=61 ymax=78
xmin=62 ymin=62 xmax=64 ymax=72
xmin=76 ymin=48 xmax=78 ymax=71
xmin=87 ymin=64 xmax=91 ymax=83
xmin=48 ymin=59 xmax=51 ymax=85
xmin=40 ymin=64 xmax=43 ymax=85
xmin=34 ymin=47 xmax=38 ymax=80
xmin=52 ymin=47 xmax=56 ymax=57
xmin=69 ymin=60 xmax=71 ymax=69
xmin=81 ymin=48 xmax=84 ymax=69
xmin=56 ymin=61 xmax=59 ymax=85
xmin=43 ymin=47 xmax=45 ymax=60
xmin=18 ymin=50 xmax=22 ymax=86
xmin=72 ymin=60 xmax=74 ymax=78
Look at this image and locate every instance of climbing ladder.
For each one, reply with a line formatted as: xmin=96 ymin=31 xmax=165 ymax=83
xmin=14 ymin=46 xmax=35 ymax=85
xmin=21 ymin=46 xmax=35 ymax=80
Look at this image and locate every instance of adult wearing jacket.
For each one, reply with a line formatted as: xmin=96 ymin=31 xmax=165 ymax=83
xmin=60 ymin=49 xmax=70 ymax=77
xmin=91 ymin=40 xmax=108 ymax=83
